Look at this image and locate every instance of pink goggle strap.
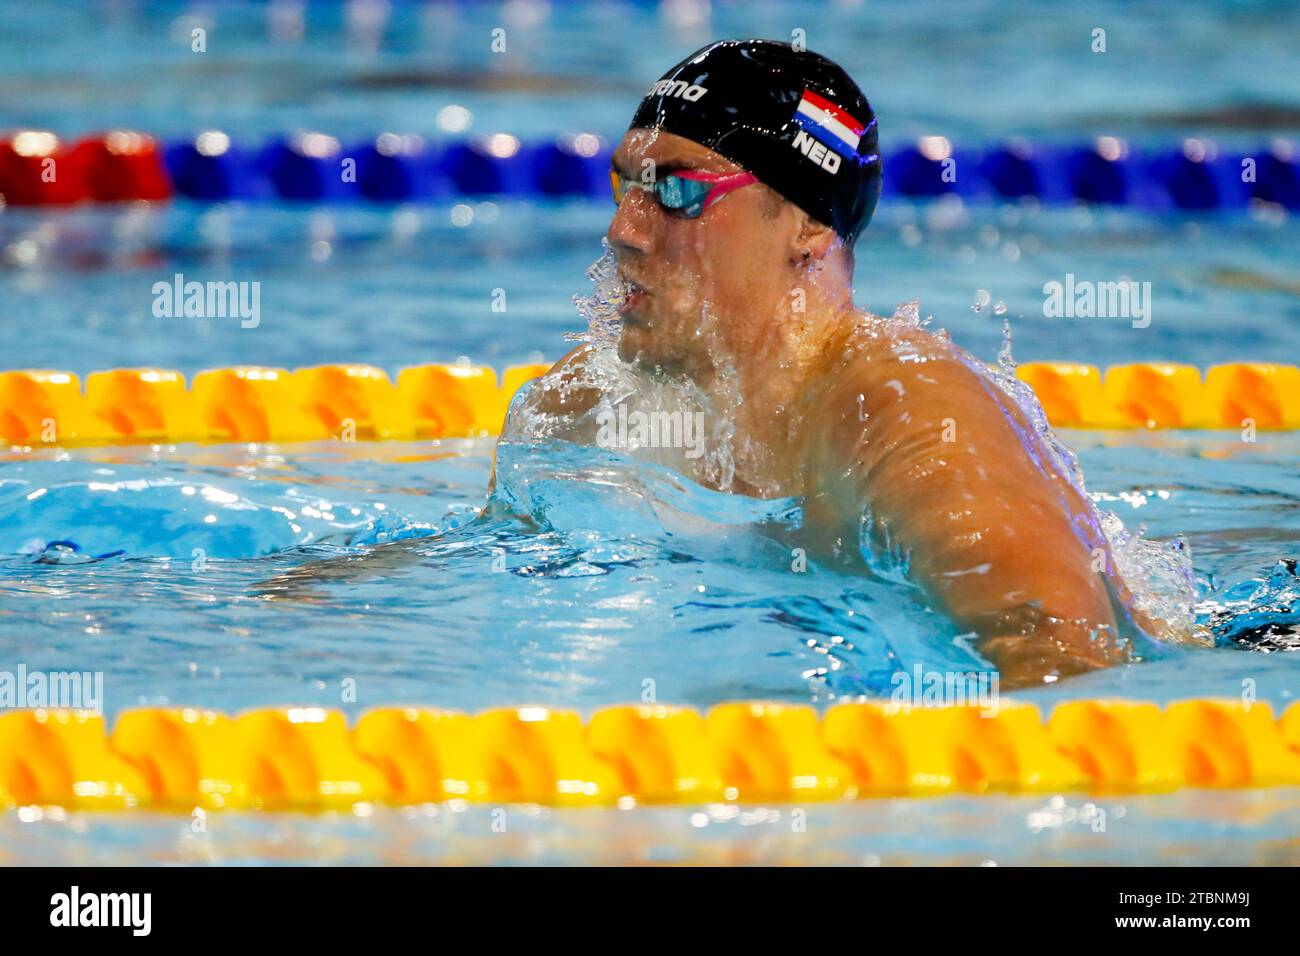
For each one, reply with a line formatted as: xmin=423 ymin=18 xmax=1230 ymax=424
xmin=674 ymin=169 xmax=760 ymax=211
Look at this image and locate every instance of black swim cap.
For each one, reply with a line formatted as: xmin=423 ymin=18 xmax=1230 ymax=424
xmin=628 ymin=39 xmax=882 ymax=245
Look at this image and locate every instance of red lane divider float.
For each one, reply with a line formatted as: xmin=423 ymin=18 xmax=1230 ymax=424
xmin=0 ymin=130 xmax=172 ymax=206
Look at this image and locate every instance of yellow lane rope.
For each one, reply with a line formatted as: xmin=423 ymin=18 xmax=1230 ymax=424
xmin=2 ymin=699 xmax=1298 ymax=810
xmin=1 ymin=361 xmax=1297 ymax=447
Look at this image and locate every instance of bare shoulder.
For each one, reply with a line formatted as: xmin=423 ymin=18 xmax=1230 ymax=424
xmin=811 ymin=317 xmax=996 ymax=436
xmin=521 ymin=343 xmax=603 ymax=417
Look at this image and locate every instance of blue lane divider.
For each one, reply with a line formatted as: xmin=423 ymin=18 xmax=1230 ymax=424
xmin=881 ymin=138 xmax=1297 ymax=210
xmin=354 ymin=134 xmax=452 ymax=201
xmin=27 ymin=129 xmax=1300 ymax=211
xmin=160 ymin=131 xmax=613 ymax=203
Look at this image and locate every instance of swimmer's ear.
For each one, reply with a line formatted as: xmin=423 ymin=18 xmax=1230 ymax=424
xmin=791 ymin=210 xmax=839 ymax=263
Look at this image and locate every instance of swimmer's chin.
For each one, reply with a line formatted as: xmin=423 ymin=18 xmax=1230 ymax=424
xmin=616 ymin=332 xmax=683 ymax=377
xmin=616 ymin=325 xmax=650 ymax=365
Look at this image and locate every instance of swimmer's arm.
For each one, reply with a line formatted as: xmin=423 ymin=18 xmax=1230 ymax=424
xmin=804 ymin=340 xmax=1126 ymax=687
xmin=487 ymin=343 xmax=605 ymax=498
xmin=516 ymin=344 xmax=603 ymax=417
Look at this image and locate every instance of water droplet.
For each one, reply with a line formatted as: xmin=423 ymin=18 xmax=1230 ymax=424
xmin=993 ymin=300 xmax=1008 ymax=315
xmin=997 ymin=318 xmax=1015 ymax=371
xmin=972 ymin=289 xmax=991 ymax=313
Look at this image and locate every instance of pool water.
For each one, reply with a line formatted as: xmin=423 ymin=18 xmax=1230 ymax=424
xmin=1 ymin=428 xmax=1299 ymax=863
xmin=3 ymin=429 xmax=1299 ymax=719
xmin=1 ymin=429 xmax=1298 ymax=864
xmin=2 ymin=0 xmax=1299 ymax=864
xmin=4 ymin=791 xmax=1298 ymax=866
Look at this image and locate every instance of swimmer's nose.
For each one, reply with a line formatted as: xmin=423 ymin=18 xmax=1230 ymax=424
xmin=606 ymin=188 xmax=654 ymax=257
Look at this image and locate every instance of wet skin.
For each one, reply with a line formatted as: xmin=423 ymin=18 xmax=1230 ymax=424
xmin=517 ymin=129 xmax=1162 ymax=689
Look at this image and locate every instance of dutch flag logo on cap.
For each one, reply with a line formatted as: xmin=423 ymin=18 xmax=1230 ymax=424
xmin=792 ymin=88 xmax=867 ymax=159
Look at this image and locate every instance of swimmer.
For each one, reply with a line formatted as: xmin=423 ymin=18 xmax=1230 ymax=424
xmin=510 ymin=39 xmax=1171 ymax=689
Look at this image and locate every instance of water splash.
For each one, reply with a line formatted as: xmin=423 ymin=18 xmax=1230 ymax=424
xmin=1101 ymin=512 xmax=1199 ymax=642
xmin=1205 ymin=559 xmax=1300 ymax=651
xmin=997 ymin=317 xmax=1015 ymax=372
xmin=893 ymin=298 xmax=923 ymax=327
xmin=508 ymin=246 xmax=758 ymax=495
xmin=564 ymin=239 xmax=625 ymax=350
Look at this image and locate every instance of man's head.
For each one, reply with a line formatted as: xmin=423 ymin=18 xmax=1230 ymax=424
xmin=607 ymin=39 xmax=881 ymax=375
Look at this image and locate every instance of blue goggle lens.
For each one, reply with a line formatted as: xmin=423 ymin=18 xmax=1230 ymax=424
xmin=611 ymin=171 xmax=710 ymax=218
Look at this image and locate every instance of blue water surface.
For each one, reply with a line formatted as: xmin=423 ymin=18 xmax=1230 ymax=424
xmin=1 ymin=429 xmax=1297 ymax=717
xmin=1 ymin=0 xmax=1298 ymax=864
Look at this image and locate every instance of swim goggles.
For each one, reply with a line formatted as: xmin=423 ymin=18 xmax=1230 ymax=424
xmin=610 ymin=167 xmax=759 ymax=218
